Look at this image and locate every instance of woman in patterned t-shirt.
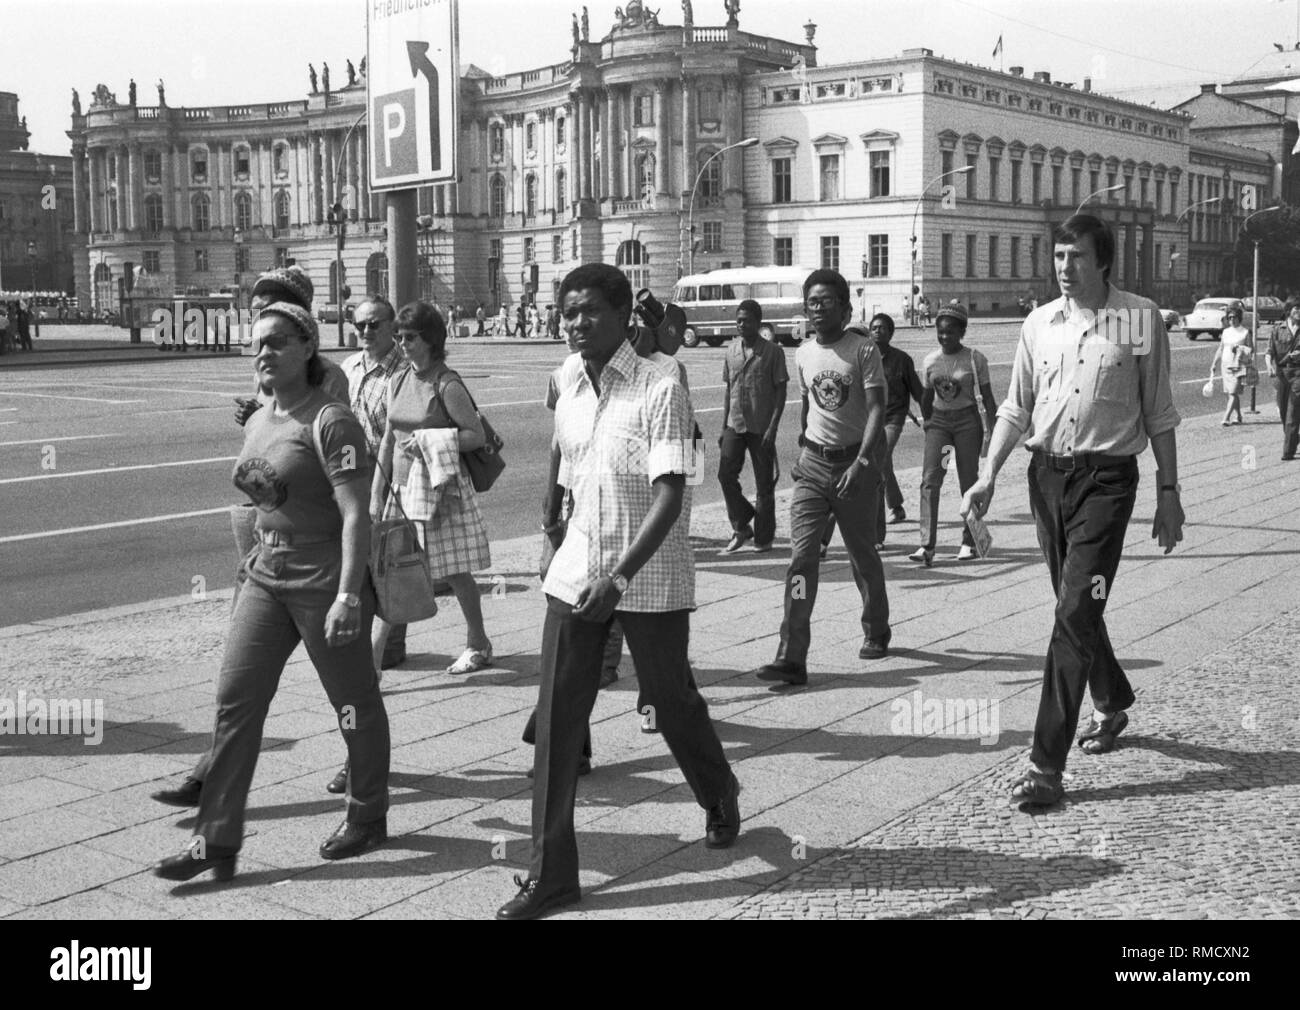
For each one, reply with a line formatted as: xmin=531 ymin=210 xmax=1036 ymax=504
xmin=914 ymin=303 xmax=1000 ymax=565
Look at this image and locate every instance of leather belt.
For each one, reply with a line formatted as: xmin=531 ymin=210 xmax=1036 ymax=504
xmin=804 ymin=441 xmax=860 ymax=463
xmin=1032 ymin=450 xmax=1135 ymax=472
xmin=257 ymin=529 xmax=336 ymax=546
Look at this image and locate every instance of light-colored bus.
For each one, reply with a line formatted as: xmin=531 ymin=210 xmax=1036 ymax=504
xmin=671 ymin=266 xmax=812 ymax=348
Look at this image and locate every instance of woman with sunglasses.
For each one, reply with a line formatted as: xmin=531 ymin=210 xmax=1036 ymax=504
xmin=154 ymin=303 xmax=390 ymax=881
xmin=371 ymin=301 xmax=494 ymax=675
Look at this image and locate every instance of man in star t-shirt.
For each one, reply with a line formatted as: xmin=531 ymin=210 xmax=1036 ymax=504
xmin=753 ymin=268 xmax=892 ymax=687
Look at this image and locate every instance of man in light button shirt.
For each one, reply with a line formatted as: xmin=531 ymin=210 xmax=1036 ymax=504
xmin=962 ymin=214 xmax=1185 ymax=809
xmin=497 ymin=264 xmax=738 ymax=921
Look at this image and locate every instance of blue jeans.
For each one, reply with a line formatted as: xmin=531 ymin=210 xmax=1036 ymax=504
xmin=194 ymin=541 xmax=390 ymax=851
xmin=778 ymin=447 xmax=890 ymax=665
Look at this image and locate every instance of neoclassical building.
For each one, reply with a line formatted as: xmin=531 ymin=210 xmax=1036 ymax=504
xmin=0 ymin=92 xmax=74 ymax=296
xmin=67 ymin=4 xmax=1274 ymax=318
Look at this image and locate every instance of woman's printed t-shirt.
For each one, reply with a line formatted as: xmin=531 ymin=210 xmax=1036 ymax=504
xmin=921 ymin=346 xmax=990 ymax=412
xmin=794 ymin=330 xmax=886 ymax=449
xmin=233 ymin=389 xmax=370 ymax=538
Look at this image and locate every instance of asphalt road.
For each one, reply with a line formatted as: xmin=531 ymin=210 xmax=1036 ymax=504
xmin=0 ymin=322 xmax=1240 ymax=627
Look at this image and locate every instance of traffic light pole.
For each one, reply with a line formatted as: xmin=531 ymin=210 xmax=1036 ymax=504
xmin=387 ymin=190 xmax=418 ymax=309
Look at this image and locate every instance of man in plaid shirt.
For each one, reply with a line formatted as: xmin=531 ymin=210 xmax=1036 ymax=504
xmin=498 ymin=264 xmax=740 ymax=921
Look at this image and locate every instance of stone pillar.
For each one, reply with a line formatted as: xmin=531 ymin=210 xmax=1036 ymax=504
xmin=172 ymin=145 xmax=186 ymax=229
xmin=159 ymin=146 xmax=171 ymax=228
xmin=323 ymin=131 xmax=336 ymax=217
xmin=115 ymin=147 xmax=128 ymax=231
xmin=214 ymin=143 xmax=227 ymax=229
xmin=656 ymin=80 xmax=671 ymax=196
xmin=599 ymin=88 xmax=613 ymax=199
xmin=566 ymin=102 xmax=578 ymax=211
xmin=513 ymin=114 xmax=525 ymax=211
xmin=681 ymin=73 xmax=695 ymax=198
xmin=72 ymin=146 xmax=86 ymax=234
xmin=724 ymin=78 xmax=743 ymax=191
xmin=577 ymin=91 xmax=591 ymax=200
xmin=87 ymin=149 xmax=101 ymax=233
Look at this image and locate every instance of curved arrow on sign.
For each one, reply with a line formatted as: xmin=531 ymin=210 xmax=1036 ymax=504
xmin=406 ymin=40 xmax=441 ymax=171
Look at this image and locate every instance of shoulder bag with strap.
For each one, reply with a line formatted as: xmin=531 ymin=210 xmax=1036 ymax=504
xmin=368 ymin=451 xmax=439 ymax=624
xmin=437 ymin=370 xmax=506 ymax=493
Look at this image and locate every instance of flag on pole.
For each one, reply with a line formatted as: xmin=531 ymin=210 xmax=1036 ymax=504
xmin=992 ymin=35 xmax=1003 ymax=59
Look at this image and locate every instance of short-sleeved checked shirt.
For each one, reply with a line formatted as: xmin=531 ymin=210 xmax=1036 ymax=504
xmin=543 ymin=341 xmax=695 ymax=612
xmin=997 ymin=286 xmax=1180 ymax=456
xmin=722 ymin=336 xmax=789 ymax=434
xmin=343 ymin=344 xmax=405 ymax=458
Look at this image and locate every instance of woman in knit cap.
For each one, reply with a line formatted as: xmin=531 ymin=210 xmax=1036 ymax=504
xmin=912 ymin=303 xmax=999 ymax=565
xmin=154 ymin=301 xmax=390 ymax=881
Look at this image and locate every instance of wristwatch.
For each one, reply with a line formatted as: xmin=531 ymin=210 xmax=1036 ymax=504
xmin=1158 ymin=483 xmax=1181 ymax=495
xmin=335 ymin=592 xmax=361 ymax=608
xmin=609 ymin=573 xmax=629 ymax=595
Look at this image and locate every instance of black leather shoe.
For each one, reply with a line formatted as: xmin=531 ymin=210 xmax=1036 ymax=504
xmin=705 ymin=775 xmax=742 ymax=849
xmin=150 ymin=777 xmax=202 ymax=807
xmin=319 ymin=817 xmax=387 ymax=860
xmin=154 ymin=844 xmax=237 ymax=882
xmin=495 ymin=874 xmax=581 ymax=920
xmin=325 ymin=760 xmax=349 ymax=794
xmin=859 ymin=630 xmax=892 ymax=660
xmin=754 ymin=660 xmax=808 ymax=685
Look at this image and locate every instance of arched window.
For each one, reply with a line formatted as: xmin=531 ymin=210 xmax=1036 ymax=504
xmin=555 ymin=168 xmax=567 ymax=211
xmin=616 ymin=239 xmax=649 ymax=291
xmin=191 ymin=192 xmax=210 ymax=231
xmin=489 ymin=174 xmax=506 ymax=219
xmin=144 ymin=193 xmax=164 ymax=234
xmin=93 ymin=262 xmax=113 ymax=312
xmin=274 ymin=190 xmax=291 ymax=230
xmin=697 ymin=149 xmax=722 ymax=200
xmin=234 ymin=192 xmax=252 ymax=232
xmin=525 ymin=174 xmax=538 ymax=217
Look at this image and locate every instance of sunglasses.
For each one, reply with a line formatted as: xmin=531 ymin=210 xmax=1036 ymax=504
xmin=355 ymin=319 xmax=387 ymax=331
xmin=396 ymin=331 xmax=424 ymax=343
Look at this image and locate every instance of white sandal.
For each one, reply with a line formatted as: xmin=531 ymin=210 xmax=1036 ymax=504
xmin=446 ymin=647 xmax=492 ymax=675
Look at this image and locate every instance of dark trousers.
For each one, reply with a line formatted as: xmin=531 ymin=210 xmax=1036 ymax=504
xmin=919 ymin=406 xmax=982 ymax=550
xmin=718 ymin=427 xmax=777 ymax=546
xmin=1278 ymin=371 xmax=1300 ymax=457
xmin=194 ymin=549 xmax=390 ymax=851
xmin=820 ymin=421 xmax=901 ymax=551
xmin=779 ymin=448 xmax=890 ymax=665
xmin=530 ymin=597 xmax=732 ymax=891
xmin=1026 ymin=456 xmax=1138 ymax=775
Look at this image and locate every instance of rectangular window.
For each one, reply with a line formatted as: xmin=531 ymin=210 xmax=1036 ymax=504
xmin=1010 ymin=161 xmax=1022 ymax=204
xmin=1140 ymin=176 xmax=1149 ymax=207
xmin=235 ymin=246 xmax=251 ymax=273
xmin=1051 ymin=164 xmax=1062 ymax=205
xmin=1089 ymin=169 xmax=1100 ymax=195
xmin=144 ymin=150 xmax=161 ymax=182
xmin=869 ymin=150 xmax=891 ymax=197
xmin=988 ymin=157 xmax=1000 ymax=201
xmin=1032 ymin=162 xmax=1043 ymax=203
xmin=634 ymin=94 xmax=654 ymax=126
xmin=698 ymin=88 xmax=722 ymax=122
xmin=525 ymin=122 xmax=536 ymax=151
xmin=941 ymin=233 xmax=953 ymax=277
xmin=194 ymin=248 xmax=209 ymax=272
xmin=274 ymin=145 xmax=286 ymax=173
xmin=941 ymin=148 xmax=954 ymax=178
xmin=235 ymin=148 xmax=250 ymax=175
xmin=1169 ymin=179 xmax=1178 ymax=215
xmin=571 ymin=229 xmax=579 ymax=258
xmin=866 ymin=234 xmax=889 ymax=277
xmin=965 ymin=234 xmax=976 ymax=277
xmin=1155 ymin=179 xmax=1164 ymax=214
xmin=552 ymin=234 xmax=563 ymax=263
xmin=1071 ymin=167 xmax=1082 ymax=206
xmin=1123 ymin=175 xmax=1132 ymax=204
xmin=819 ymin=154 xmax=840 ymax=201
xmin=772 ymin=157 xmax=792 ymax=203
xmin=276 ymin=247 xmax=289 ymax=268
xmin=1154 ymin=242 xmax=1162 ymax=280
xmin=556 ymin=117 xmax=566 ymax=147
xmin=773 ymin=236 xmax=793 ymax=266
xmin=701 ymin=221 xmax=723 ymax=252
xmin=965 ymin=154 xmax=977 ymax=199
xmin=1010 ymin=236 xmax=1021 ymax=278
xmin=1031 ymin=236 xmax=1041 ymax=277
xmin=143 ymin=250 xmax=160 ymax=273
xmin=145 ymin=197 xmax=164 ymax=233
xmin=192 ymin=153 xmax=207 ymax=182
xmin=523 ymin=236 xmax=535 ymax=262
xmin=988 ymin=235 xmax=999 ymax=277
xmin=820 ymin=235 xmax=840 ymax=271
xmin=490 ymin=124 xmax=504 ymax=159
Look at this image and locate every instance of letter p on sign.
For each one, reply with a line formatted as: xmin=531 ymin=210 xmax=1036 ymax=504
xmin=373 ymin=90 xmax=418 ymax=180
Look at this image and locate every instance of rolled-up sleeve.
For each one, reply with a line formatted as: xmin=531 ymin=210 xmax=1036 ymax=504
xmin=996 ymin=323 xmax=1037 ymax=433
xmin=1137 ymin=308 xmax=1181 ymax=438
xmin=646 ymin=375 xmax=691 ymax=481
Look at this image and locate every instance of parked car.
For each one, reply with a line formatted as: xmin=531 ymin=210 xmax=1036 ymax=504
xmin=1182 ymin=297 xmax=1236 ymax=340
xmin=1160 ymin=308 xmax=1181 ymax=331
xmin=317 ymin=302 xmax=355 ymax=324
xmin=1241 ymin=295 xmax=1285 ymax=324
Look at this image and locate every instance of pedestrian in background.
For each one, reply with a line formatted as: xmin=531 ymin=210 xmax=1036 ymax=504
xmin=371 ymin=300 xmax=494 ymax=675
xmin=153 ymin=302 xmax=390 ymax=881
xmin=963 ymin=213 xmax=1184 ymax=809
xmin=718 ymin=298 xmax=787 ymax=554
xmin=1266 ymin=298 xmax=1300 ymax=460
xmin=912 ymin=303 xmax=998 ymax=566
xmin=1209 ymin=303 xmax=1251 ymax=427
xmin=752 ymin=268 xmax=891 ymax=687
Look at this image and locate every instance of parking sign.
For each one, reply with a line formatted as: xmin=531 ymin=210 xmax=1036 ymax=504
xmin=367 ymin=0 xmax=458 ymax=189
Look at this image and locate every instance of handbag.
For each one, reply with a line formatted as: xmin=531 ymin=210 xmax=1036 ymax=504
xmin=370 ymin=461 xmax=439 ymax=624
xmin=458 ymin=389 xmax=506 ymax=493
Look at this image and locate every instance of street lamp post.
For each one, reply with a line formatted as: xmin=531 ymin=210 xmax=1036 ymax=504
xmin=26 ymin=240 xmax=38 ymax=339
xmin=1243 ymin=205 xmax=1282 ymax=379
xmin=910 ymin=165 xmax=973 ymax=327
xmin=332 ymin=109 xmax=368 ymax=348
xmin=1173 ymin=195 xmax=1224 ymax=309
xmin=1074 ymin=183 xmax=1125 ymax=217
xmin=686 ymin=136 xmax=758 ymax=276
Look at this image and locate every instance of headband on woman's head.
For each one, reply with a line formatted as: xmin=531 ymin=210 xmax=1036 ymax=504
xmin=257 ymin=300 xmax=319 ymax=344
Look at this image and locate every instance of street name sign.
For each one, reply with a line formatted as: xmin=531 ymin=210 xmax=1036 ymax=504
xmin=367 ymin=0 xmax=459 ymax=189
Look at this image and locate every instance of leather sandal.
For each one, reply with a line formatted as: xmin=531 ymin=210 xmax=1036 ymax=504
xmin=1009 ymin=770 xmax=1064 ymax=808
xmin=1077 ymin=710 xmax=1129 ymax=755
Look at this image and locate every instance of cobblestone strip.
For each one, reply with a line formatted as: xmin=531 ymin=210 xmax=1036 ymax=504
xmin=720 ymin=616 xmax=1300 ymax=920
